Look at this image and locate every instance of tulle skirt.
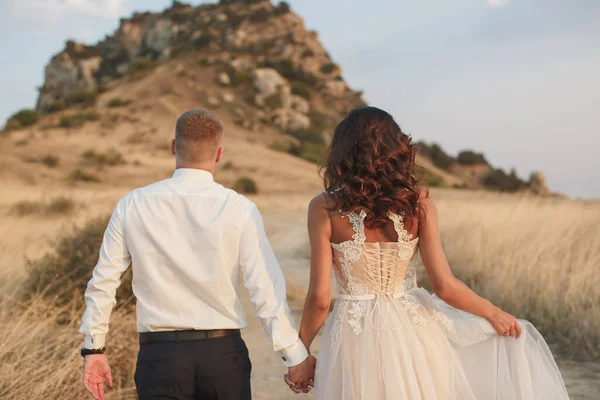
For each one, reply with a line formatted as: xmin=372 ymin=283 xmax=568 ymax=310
xmin=313 ymin=288 xmax=569 ymax=400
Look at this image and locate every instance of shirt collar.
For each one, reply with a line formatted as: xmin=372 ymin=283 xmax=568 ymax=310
xmin=173 ymin=168 xmax=214 ymax=181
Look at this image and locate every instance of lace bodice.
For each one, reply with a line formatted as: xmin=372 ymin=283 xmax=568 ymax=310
xmin=331 ymin=210 xmax=420 ymax=298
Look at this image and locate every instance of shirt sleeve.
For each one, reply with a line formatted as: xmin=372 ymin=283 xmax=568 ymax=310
xmin=79 ymin=198 xmax=131 ymax=349
xmin=239 ymin=205 xmax=308 ymax=367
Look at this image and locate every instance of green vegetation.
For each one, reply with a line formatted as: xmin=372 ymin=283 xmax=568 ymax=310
xmin=81 ymin=149 xmax=125 ymax=167
xmin=46 ymin=101 xmax=66 ymax=113
xmin=248 ymin=7 xmax=271 ymax=23
xmin=11 ymin=197 xmax=75 ymax=217
xmin=64 ymin=89 xmax=98 ymax=107
xmin=484 ymin=168 xmax=526 ymax=192
xmin=301 ymin=49 xmax=315 ymax=58
xmin=59 ymin=112 xmax=100 ymax=128
xmin=290 ymin=81 xmax=313 ymax=100
xmin=268 ymin=142 xmax=288 ymax=152
xmin=192 ymin=34 xmax=211 ymax=49
xmin=422 ymin=169 xmax=443 ymax=187
xmin=233 ymin=177 xmax=258 ymax=194
xmin=107 ymin=98 xmax=132 ymax=108
xmin=221 ymin=161 xmax=234 ymax=170
xmin=320 ymin=62 xmax=338 ymax=74
xmin=229 ymin=69 xmax=251 ymax=86
xmin=457 ymin=150 xmax=488 ymax=165
xmin=70 ymin=168 xmax=101 ymax=183
xmin=4 ymin=109 xmax=38 ymax=131
xmin=264 ymin=93 xmax=283 ymax=109
xmin=417 ymin=141 xmax=453 ymax=170
xmin=23 ymin=217 xmax=133 ymax=307
xmin=262 ymin=59 xmax=318 ymax=86
xmin=40 ymin=154 xmax=60 ymax=168
xmin=275 ymin=1 xmax=291 ymax=14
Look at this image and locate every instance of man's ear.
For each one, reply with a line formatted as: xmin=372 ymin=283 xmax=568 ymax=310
xmin=170 ymin=139 xmax=176 ymax=156
xmin=215 ymin=146 xmax=223 ymax=163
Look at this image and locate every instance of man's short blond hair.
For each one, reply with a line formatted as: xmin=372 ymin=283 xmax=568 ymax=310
xmin=175 ymin=109 xmax=224 ymax=163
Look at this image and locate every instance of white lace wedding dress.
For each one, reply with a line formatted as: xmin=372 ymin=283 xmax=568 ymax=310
xmin=313 ymin=210 xmax=569 ymax=400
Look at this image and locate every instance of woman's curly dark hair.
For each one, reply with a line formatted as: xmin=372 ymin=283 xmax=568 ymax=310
xmin=322 ymin=106 xmax=427 ymax=228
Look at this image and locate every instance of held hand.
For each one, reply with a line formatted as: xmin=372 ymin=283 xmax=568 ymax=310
xmin=487 ymin=306 xmax=522 ymax=338
xmin=83 ymin=354 xmax=113 ymax=400
xmin=284 ymin=355 xmax=316 ymax=394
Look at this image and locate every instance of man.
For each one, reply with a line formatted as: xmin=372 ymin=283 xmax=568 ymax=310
xmin=80 ymin=109 xmax=315 ymax=399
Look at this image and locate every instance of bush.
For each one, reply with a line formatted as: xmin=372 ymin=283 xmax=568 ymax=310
xmin=483 ymin=168 xmax=525 ymax=192
xmin=290 ymin=81 xmax=313 ymax=100
xmin=232 ymin=69 xmax=251 ymax=86
xmin=22 ymin=217 xmax=133 ymax=307
xmin=64 ymin=89 xmax=98 ymax=107
xmin=70 ymin=168 xmax=101 ymax=183
xmin=81 ymin=149 xmax=125 ymax=167
xmin=301 ymin=49 xmax=314 ymax=58
xmin=222 ymin=161 xmax=234 ymax=170
xmin=233 ymin=177 xmax=258 ymax=194
xmin=417 ymin=141 xmax=454 ymax=170
xmin=320 ymin=62 xmax=337 ymax=74
xmin=40 ymin=154 xmax=60 ymax=168
xmin=457 ymin=150 xmax=488 ymax=165
xmin=107 ymin=98 xmax=132 ymax=108
xmin=192 ymin=34 xmax=211 ymax=49
xmin=5 ymin=109 xmax=38 ymax=131
xmin=248 ymin=7 xmax=271 ymax=23
xmin=46 ymin=101 xmax=66 ymax=113
xmin=10 ymin=197 xmax=75 ymax=217
xmin=59 ymin=112 xmax=100 ymax=128
xmin=296 ymin=142 xmax=325 ymax=164
xmin=268 ymin=142 xmax=288 ymax=152
xmin=275 ymin=1 xmax=291 ymax=14
xmin=422 ymin=169 xmax=443 ymax=187
xmin=262 ymin=59 xmax=318 ymax=86
xmin=129 ymin=57 xmax=153 ymax=72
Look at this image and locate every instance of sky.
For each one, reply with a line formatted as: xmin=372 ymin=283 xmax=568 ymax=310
xmin=1 ymin=0 xmax=599 ymax=198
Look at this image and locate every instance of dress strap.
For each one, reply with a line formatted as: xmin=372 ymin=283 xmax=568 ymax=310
xmin=340 ymin=209 xmax=367 ymax=245
xmin=388 ymin=212 xmax=414 ymax=243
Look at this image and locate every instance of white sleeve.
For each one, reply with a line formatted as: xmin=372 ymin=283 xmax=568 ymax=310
xmin=238 ymin=205 xmax=308 ymax=367
xmin=79 ymin=198 xmax=131 ymax=349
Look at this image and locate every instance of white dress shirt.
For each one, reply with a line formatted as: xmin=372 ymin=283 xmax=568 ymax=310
xmin=80 ymin=168 xmax=308 ymax=367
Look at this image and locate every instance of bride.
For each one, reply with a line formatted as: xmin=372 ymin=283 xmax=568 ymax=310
xmin=289 ymin=107 xmax=569 ymax=399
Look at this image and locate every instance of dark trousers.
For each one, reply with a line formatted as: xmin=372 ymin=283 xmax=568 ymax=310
xmin=134 ymin=333 xmax=252 ymax=400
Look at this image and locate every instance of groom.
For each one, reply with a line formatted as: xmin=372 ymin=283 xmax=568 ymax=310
xmin=80 ymin=108 xmax=315 ymax=399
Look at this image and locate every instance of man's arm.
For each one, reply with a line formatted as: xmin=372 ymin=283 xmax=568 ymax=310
xmin=80 ymin=199 xmax=131 ymax=400
xmin=238 ymin=205 xmax=309 ymax=367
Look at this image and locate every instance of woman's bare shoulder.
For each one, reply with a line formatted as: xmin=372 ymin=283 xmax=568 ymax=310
xmin=309 ymin=191 xmax=336 ymax=213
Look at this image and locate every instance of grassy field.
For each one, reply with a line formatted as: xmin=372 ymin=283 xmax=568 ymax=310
xmin=1 ymin=187 xmax=599 ymax=399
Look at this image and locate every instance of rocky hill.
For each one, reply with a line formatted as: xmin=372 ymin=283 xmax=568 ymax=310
xmin=2 ymin=0 xmax=550 ymax=195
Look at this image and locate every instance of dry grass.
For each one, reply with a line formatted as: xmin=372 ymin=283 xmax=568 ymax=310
xmin=10 ymin=197 xmax=75 ymax=217
xmin=423 ymin=190 xmax=600 ymax=359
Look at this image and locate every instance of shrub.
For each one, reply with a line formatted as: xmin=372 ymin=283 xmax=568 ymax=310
xmin=483 ymin=168 xmax=525 ymax=192
xmin=422 ymin=169 xmax=443 ymax=187
xmin=5 ymin=109 xmax=38 ymax=131
xmin=417 ymin=142 xmax=454 ymax=170
xmin=107 ymin=98 xmax=132 ymax=108
xmin=296 ymin=142 xmax=325 ymax=164
xmin=59 ymin=112 xmax=100 ymax=128
xmin=15 ymin=139 xmax=28 ymax=146
xmin=457 ymin=150 xmax=488 ymax=165
xmin=290 ymin=81 xmax=313 ymax=100
xmin=268 ymin=142 xmax=288 ymax=152
xmin=232 ymin=69 xmax=251 ymax=86
xmin=192 ymin=34 xmax=211 ymax=49
xmin=222 ymin=161 xmax=234 ymax=170
xmin=129 ymin=57 xmax=153 ymax=72
xmin=275 ymin=1 xmax=291 ymax=14
xmin=46 ymin=101 xmax=66 ymax=113
xmin=64 ymin=89 xmax=98 ymax=107
xmin=81 ymin=149 xmax=124 ymax=167
xmin=40 ymin=154 xmax=59 ymax=168
xmin=301 ymin=49 xmax=315 ymax=58
xmin=248 ymin=7 xmax=271 ymax=23
xmin=233 ymin=177 xmax=258 ymax=194
xmin=10 ymin=197 xmax=75 ymax=217
xmin=70 ymin=168 xmax=101 ymax=183
xmin=320 ymin=62 xmax=337 ymax=74
xmin=22 ymin=217 xmax=133 ymax=307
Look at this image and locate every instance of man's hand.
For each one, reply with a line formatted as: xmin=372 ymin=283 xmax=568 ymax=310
xmin=284 ymin=355 xmax=316 ymax=394
xmin=83 ymin=354 xmax=113 ymax=400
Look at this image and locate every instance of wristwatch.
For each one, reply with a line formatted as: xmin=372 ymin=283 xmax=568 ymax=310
xmin=80 ymin=347 xmax=106 ymax=357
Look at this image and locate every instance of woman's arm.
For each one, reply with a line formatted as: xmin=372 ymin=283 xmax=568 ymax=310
xmin=419 ymin=195 xmax=522 ymax=338
xmin=299 ymin=194 xmax=334 ymax=352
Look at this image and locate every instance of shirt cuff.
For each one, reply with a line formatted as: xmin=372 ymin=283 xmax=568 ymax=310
xmin=278 ymin=339 xmax=309 ymax=367
xmin=83 ymin=334 xmax=106 ymax=349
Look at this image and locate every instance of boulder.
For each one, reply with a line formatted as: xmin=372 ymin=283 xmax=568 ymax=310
xmin=143 ymin=19 xmax=175 ymax=59
xmin=529 ymin=172 xmax=550 ymax=195
xmin=218 ymin=72 xmax=231 ymax=86
xmin=250 ymin=68 xmax=287 ymax=97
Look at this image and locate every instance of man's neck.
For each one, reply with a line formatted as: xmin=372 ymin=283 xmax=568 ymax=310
xmin=175 ymin=163 xmax=216 ymax=175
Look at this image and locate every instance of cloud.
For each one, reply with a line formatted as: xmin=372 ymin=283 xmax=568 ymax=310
xmin=487 ymin=0 xmax=508 ymax=7
xmin=5 ymin=0 xmax=130 ymax=21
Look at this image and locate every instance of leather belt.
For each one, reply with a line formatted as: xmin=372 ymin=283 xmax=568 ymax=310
xmin=139 ymin=329 xmax=240 ymax=345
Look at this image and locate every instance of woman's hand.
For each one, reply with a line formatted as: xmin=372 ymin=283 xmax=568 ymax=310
xmin=486 ymin=306 xmax=522 ymax=338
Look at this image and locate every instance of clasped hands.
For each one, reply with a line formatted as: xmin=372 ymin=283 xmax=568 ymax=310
xmin=284 ymin=354 xmax=316 ymax=394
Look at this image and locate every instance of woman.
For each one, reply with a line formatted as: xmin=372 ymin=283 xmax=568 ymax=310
xmin=295 ymin=107 xmax=569 ymax=399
